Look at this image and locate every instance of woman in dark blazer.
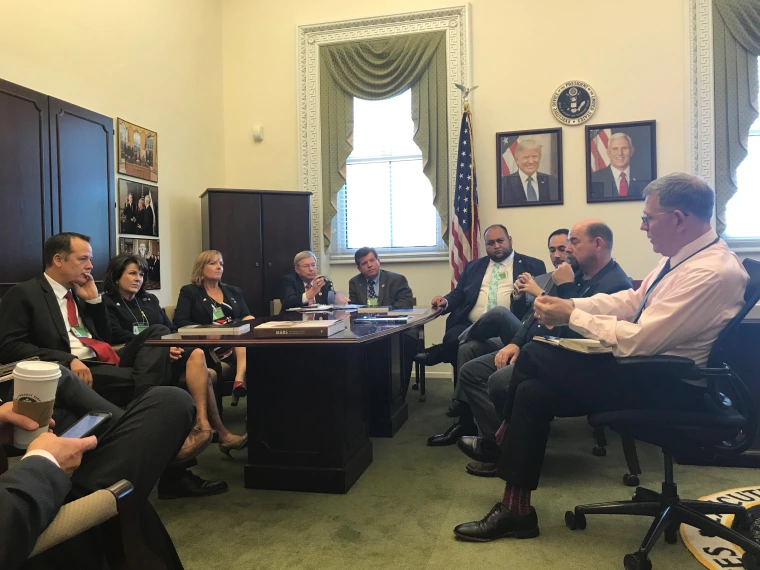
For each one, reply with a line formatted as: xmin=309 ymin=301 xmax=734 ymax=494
xmin=104 ymin=253 xmax=247 ymax=456
xmin=174 ymin=250 xmax=254 ymax=405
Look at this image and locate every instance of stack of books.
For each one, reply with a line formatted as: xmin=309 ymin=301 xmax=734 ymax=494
xmin=253 ymin=319 xmax=347 ymax=338
xmin=177 ymin=321 xmax=251 ymax=336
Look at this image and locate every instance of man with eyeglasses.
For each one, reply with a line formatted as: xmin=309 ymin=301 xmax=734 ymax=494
xmin=279 ymin=250 xmax=335 ymax=311
xmin=453 ymin=172 xmax=749 ymax=543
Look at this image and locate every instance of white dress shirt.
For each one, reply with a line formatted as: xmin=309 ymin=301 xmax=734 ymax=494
xmin=518 ymin=170 xmax=539 ymax=201
xmin=23 ymin=450 xmax=60 ymax=468
xmin=610 ymin=165 xmax=631 ymax=194
xmin=569 ymin=230 xmax=748 ymax=367
xmin=43 ymin=273 xmax=100 ymax=361
xmin=468 ymin=253 xmax=515 ymax=322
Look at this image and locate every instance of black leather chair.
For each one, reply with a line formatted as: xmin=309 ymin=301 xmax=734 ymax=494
xmin=565 ymin=258 xmax=760 ymax=570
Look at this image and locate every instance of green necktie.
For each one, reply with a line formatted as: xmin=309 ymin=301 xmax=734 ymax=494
xmin=487 ymin=263 xmax=501 ymax=310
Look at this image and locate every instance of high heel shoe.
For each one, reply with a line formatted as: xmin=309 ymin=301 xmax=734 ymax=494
xmin=219 ymin=433 xmax=248 ymax=458
xmin=230 ymin=380 xmax=247 ymax=407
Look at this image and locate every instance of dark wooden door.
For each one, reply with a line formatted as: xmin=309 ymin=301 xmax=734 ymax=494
xmin=0 ymin=79 xmax=51 ymax=297
xmin=261 ymin=193 xmax=310 ymax=307
xmin=207 ymin=191 xmax=264 ymax=316
xmin=48 ymin=98 xmax=114 ymax=283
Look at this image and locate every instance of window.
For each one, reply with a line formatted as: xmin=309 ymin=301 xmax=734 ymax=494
xmin=331 ymin=90 xmax=447 ymax=260
xmin=724 ymin=57 xmax=760 ymax=243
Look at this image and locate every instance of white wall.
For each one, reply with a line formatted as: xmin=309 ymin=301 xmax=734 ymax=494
xmin=0 ymin=0 xmax=225 ymax=305
xmin=220 ymin=0 xmax=691 ymax=375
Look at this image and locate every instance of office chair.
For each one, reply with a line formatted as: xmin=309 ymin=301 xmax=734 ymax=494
xmin=565 ymin=258 xmax=760 ymax=570
xmin=406 ymin=297 xmax=428 ymax=402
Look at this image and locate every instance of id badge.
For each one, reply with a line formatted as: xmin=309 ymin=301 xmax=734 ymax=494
xmin=133 ymin=322 xmax=149 ymax=335
xmin=212 ymin=306 xmax=224 ymax=320
xmin=71 ymin=326 xmax=88 ymax=338
xmin=498 ymin=272 xmax=506 ymax=280
xmin=367 ymin=298 xmax=378 ymax=307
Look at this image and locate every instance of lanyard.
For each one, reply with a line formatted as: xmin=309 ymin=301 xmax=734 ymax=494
xmin=122 ymin=297 xmax=148 ymax=324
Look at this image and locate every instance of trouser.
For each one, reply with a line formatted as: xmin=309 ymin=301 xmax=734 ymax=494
xmin=497 ymin=342 xmax=712 ymax=490
xmin=456 ymin=349 xmax=515 ymax=439
xmin=89 ymin=324 xmax=173 ymax=406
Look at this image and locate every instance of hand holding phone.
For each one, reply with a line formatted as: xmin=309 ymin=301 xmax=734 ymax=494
xmin=60 ymin=412 xmax=112 ymax=439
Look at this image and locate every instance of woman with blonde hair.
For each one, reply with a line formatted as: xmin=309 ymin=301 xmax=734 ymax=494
xmin=175 ymin=250 xmax=254 ymax=410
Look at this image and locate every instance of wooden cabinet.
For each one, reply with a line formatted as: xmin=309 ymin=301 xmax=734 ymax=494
xmin=201 ymin=189 xmax=311 ymax=317
xmin=0 ymin=79 xmax=114 ymax=296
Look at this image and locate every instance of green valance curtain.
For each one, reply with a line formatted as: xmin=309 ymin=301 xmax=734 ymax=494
xmin=319 ymin=31 xmax=448 ymax=246
xmin=713 ymin=0 xmax=760 ymax=235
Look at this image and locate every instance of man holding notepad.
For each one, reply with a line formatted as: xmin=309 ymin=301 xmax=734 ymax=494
xmin=453 ymin=173 xmax=749 ymax=543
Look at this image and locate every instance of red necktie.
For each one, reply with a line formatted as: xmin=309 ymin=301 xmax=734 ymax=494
xmin=64 ymin=292 xmax=120 ymax=364
xmin=618 ymin=173 xmax=629 ymax=197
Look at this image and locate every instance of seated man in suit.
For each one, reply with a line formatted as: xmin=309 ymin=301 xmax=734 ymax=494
xmin=427 ymin=228 xmax=570 ymax=446
xmin=279 ymin=251 xmax=334 ymax=312
xmin=0 ymin=373 xmax=193 ymax=570
xmin=453 ymin=174 xmax=748 ymax=542
xmin=449 ymin=220 xmax=631 ymax=475
xmin=0 ymin=233 xmax=224 ymax=497
xmin=348 ymin=247 xmax=413 ymax=308
xmin=417 ymin=225 xmax=545 ymax=416
xmin=590 ymin=132 xmax=650 ymax=200
xmin=500 ymin=140 xmax=559 ymax=205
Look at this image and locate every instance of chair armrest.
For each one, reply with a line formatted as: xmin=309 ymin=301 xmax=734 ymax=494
xmin=28 ymin=480 xmax=132 ymax=558
xmin=614 ymin=355 xmax=697 ymax=378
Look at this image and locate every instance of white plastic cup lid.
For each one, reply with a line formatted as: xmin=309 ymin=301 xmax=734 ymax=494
xmin=13 ymin=361 xmax=62 ymax=379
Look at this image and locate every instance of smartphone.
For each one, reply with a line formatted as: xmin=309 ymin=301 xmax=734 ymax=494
xmin=60 ymin=412 xmax=112 ymax=439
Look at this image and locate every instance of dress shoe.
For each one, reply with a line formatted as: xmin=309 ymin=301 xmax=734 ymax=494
xmin=413 ymin=344 xmax=446 ymax=367
xmin=454 ymin=503 xmax=539 ymax=542
xmin=173 ymin=427 xmax=214 ymax=464
xmin=219 ymin=433 xmax=249 ymax=458
xmin=445 ymin=399 xmax=462 ymax=417
xmin=427 ymin=422 xmax=478 ymax=446
xmin=465 ymin=460 xmax=497 ymax=477
xmin=457 ymin=436 xmax=501 ymax=463
xmin=157 ymin=470 xmax=229 ymax=500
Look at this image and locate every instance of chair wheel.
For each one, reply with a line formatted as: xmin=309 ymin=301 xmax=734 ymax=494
xmin=742 ymin=551 xmax=760 ymax=570
xmin=418 ymin=395 xmax=426 ymax=402
xmin=732 ymin=511 xmax=752 ymax=532
xmin=664 ymin=525 xmax=678 ymax=544
xmin=412 ymin=384 xmax=419 ymax=391
xmin=565 ymin=510 xmax=586 ymax=530
xmin=623 ymin=473 xmax=640 ymax=487
xmin=592 ymin=446 xmax=607 ymax=457
xmin=624 ymin=553 xmax=652 ymax=570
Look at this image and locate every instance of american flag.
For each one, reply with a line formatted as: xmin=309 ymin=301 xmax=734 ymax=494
xmin=588 ymin=128 xmax=613 ymax=172
xmin=500 ymin=136 xmax=520 ymax=175
xmin=450 ymin=101 xmax=481 ymax=288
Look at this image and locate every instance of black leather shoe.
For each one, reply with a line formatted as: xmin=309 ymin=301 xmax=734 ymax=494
xmin=454 ymin=503 xmax=539 ymax=542
xmin=445 ymin=399 xmax=462 ymax=417
xmin=157 ymin=470 xmax=229 ymax=499
xmin=413 ymin=344 xmax=446 ymax=366
xmin=457 ymin=436 xmax=501 ymax=463
xmin=427 ymin=422 xmax=478 ymax=446
xmin=466 ymin=460 xmax=497 ymax=477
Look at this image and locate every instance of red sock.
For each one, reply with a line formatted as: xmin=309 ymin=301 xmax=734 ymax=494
xmin=501 ymin=483 xmax=532 ymax=516
xmin=495 ymin=421 xmax=508 ymax=444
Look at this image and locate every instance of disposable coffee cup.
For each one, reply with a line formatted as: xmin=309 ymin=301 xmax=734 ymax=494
xmin=13 ymin=361 xmax=61 ymax=449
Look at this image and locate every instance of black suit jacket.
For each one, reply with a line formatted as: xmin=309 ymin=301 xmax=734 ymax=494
xmin=512 ymin=259 xmax=632 ymax=347
xmin=500 ymin=172 xmax=559 ymax=206
xmin=174 ymin=283 xmax=251 ymax=327
xmin=590 ymin=166 xmax=650 ymax=200
xmin=0 ymin=456 xmax=71 ymax=569
xmin=278 ymin=273 xmax=334 ymax=312
xmin=0 ymin=277 xmax=111 ymax=365
xmin=443 ymin=253 xmax=546 ymax=331
xmin=348 ymin=270 xmax=414 ymax=308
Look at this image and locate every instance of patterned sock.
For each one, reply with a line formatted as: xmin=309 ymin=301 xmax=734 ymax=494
xmin=501 ymin=483 xmax=532 ymax=516
xmin=495 ymin=421 xmax=508 ymax=444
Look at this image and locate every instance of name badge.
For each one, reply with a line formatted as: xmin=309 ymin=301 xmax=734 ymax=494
xmin=367 ymin=298 xmax=378 ymax=307
xmin=212 ymin=306 xmax=224 ymax=320
xmin=133 ymin=322 xmax=149 ymax=335
xmin=498 ymin=272 xmax=506 ymax=280
xmin=71 ymin=326 xmax=89 ymax=338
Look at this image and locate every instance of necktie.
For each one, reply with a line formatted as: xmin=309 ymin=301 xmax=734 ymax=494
xmin=305 ymin=282 xmax=314 ymax=305
xmin=618 ymin=173 xmax=629 ymax=197
xmin=487 ymin=263 xmax=501 ymax=310
xmin=368 ymin=280 xmax=377 ymax=300
xmin=632 ymin=259 xmax=671 ymax=323
xmin=526 ymin=177 xmax=538 ymax=202
xmin=64 ymin=292 xmax=120 ymax=364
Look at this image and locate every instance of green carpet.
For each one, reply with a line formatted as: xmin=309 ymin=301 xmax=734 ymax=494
xmin=154 ymin=379 xmax=759 ymax=569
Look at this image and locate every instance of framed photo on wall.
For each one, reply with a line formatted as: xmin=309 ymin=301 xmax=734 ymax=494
xmin=118 ymin=178 xmax=159 ymax=237
xmin=586 ymin=120 xmax=656 ymax=203
xmin=119 ymin=237 xmax=161 ymax=290
xmin=117 ymin=118 xmax=158 ymax=182
xmin=496 ymin=128 xmax=563 ymax=208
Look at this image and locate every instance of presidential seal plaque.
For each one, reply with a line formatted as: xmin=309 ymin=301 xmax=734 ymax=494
xmin=551 ymin=80 xmax=597 ymax=125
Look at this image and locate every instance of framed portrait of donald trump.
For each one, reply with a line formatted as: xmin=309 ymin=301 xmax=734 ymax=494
xmin=496 ymin=128 xmax=563 ymax=208
xmin=586 ymin=120 xmax=657 ymax=203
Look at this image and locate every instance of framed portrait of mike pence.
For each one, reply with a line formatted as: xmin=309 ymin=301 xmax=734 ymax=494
xmin=585 ymin=120 xmax=657 ymax=203
xmin=496 ymin=128 xmax=563 ymax=208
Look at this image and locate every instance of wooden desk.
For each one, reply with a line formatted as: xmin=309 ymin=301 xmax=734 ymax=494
xmin=148 ymin=309 xmax=440 ymax=493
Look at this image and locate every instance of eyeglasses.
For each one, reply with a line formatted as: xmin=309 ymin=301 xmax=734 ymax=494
xmin=641 ymin=211 xmax=673 ymax=227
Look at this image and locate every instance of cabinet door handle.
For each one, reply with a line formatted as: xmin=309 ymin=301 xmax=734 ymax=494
xmin=255 ymin=262 xmax=260 ymax=267
xmin=267 ymin=262 xmax=272 ymax=267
